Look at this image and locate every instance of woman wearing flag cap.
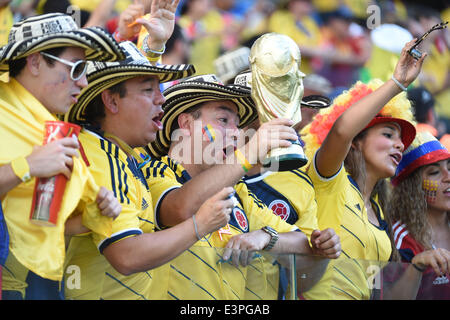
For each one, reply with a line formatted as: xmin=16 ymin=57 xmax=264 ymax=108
xmin=388 ymin=131 xmax=450 ymax=299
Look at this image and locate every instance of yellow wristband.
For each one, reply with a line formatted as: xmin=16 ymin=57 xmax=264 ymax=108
xmin=11 ymin=157 xmax=31 ymax=182
xmin=146 ymin=55 xmax=162 ymax=63
xmin=234 ymin=149 xmax=252 ymax=173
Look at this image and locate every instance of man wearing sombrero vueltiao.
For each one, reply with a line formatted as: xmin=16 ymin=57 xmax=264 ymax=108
xmin=0 ymin=13 xmax=125 ymax=299
xmin=142 ymin=78 xmax=340 ymax=298
xmin=62 ymin=0 xmax=238 ymax=300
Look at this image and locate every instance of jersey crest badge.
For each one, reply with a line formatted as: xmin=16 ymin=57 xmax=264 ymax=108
xmin=269 ymin=200 xmax=290 ymax=221
xmin=233 ymin=207 xmax=248 ymax=232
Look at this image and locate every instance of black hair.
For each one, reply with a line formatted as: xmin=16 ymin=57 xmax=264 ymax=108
xmin=166 ymin=23 xmax=184 ymax=54
xmin=407 ymin=87 xmax=435 ymax=124
xmin=81 ymin=81 xmax=128 ymax=126
xmin=169 ymin=103 xmax=203 ymax=134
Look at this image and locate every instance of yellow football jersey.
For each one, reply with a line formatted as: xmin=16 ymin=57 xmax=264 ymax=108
xmin=0 ymin=79 xmax=112 ymax=296
xmin=243 ymin=170 xmax=318 ymax=239
xmin=144 ymin=156 xmax=298 ymax=300
xmin=303 ymin=151 xmax=391 ymax=300
xmin=64 ymin=129 xmax=155 ymax=300
xmin=243 ymin=169 xmax=319 ymax=299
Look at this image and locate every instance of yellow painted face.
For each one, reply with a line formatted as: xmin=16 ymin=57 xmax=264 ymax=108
xmin=422 ymin=179 xmax=439 ymax=203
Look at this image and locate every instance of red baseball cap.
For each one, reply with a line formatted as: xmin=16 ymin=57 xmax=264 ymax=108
xmin=365 ymin=115 xmax=416 ymax=150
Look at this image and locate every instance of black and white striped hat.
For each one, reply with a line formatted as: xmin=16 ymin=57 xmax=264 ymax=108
xmin=147 ymin=74 xmax=258 ymax=159
xmin=0 ymin=13 xmax=125 ymax=76
xmin=65 ymin=41 xmax=195 ymax=123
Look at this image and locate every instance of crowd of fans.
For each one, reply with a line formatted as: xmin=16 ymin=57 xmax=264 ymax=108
xmin=2 ymin=0 xmax=448 ymax=141
xmin=0 ymin=0 xmax=449 ymax=301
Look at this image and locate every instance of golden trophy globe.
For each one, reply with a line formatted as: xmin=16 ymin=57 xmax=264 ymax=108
xmin=247 ymin=33 xmax=311 ymax=171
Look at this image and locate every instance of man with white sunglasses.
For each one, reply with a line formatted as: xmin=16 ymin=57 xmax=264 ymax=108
xmin=40 ymin=51 xmax=88 ymax=83
xmin=0 ymin=13 xmax=125 ymax=299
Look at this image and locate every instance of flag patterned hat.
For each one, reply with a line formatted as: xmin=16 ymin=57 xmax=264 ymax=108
xmin=0 ymin=13 xmax=125 ymax=76
xmin=392 ymin=131 xmax=450 ymax=186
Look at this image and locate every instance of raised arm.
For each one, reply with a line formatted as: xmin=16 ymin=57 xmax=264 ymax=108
xmin=316 ymin=39 xmax=427 ymax=177
xmin=117 ymin=0 xmax=179 ymax=53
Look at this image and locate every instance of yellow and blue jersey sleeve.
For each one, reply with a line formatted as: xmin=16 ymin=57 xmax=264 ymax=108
xmin=143 ymin=157 xmax=183 ymax=230
xmin=236 ymin=182 xmax=297 ymax=234
xmin=65 ymin=131 xmax=156 ymax=300
xmin=79 ymin=131 xmax=145 ymax=250
xmin=250 ymin=170 xmax=319 ymax=239
xmin=80 ymin=131 xmax=135 ymax=206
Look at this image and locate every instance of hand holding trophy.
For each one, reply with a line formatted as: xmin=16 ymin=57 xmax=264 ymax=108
xmin=238 ymin=33 xmax=330 ymax=171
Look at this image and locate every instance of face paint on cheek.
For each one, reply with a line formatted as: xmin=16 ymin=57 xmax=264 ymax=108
xmin=202 ymin=124 xmax=216 ymax=142
xmin=422 ymin=179 xmax=438 ymax=203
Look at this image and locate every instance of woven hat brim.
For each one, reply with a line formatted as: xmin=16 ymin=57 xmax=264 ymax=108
xmin=0 ymin=27 xmax=125 ymax=75
xmin=65 ymin=63 xmax=195 ymax=123
xmin=147 ymin=82 xmax=258 ymax=159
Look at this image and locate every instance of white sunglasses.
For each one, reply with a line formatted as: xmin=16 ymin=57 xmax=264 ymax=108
xmin=40 ymin=52 xmax=87 ymax=81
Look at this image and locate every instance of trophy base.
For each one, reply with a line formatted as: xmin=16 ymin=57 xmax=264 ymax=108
xmin=262 ymin=140 xmax=308 ymax=171
xmin=262 ymin=153 xmax=308 ymax=171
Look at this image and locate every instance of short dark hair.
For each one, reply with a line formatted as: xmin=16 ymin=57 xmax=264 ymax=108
xmin=407 ymin=87 xmax=435 ymax=124
xmin=8 ymin=47 xmax=66 ymax=78
xmin=82 ymin=81 xmax=128 ymax=126
xmin=170 ymin=103 xmax=203 ymax=134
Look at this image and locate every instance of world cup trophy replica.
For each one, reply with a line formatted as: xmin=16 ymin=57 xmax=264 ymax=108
xmin=248 ymin=32 xmax=308 ymax=171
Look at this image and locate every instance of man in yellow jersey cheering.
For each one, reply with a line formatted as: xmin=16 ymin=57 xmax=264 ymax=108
xmin=63 ymin=0 xmax=235 ymax=300
xmin=144 ymin=73 xmax=341 ymax=300
xmin=0 ymin=12 xmax=125 ymax=299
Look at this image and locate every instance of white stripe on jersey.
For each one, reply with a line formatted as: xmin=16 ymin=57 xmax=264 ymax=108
xmin=395 ymin=229 xmax=409 ymax=250
xmin=393 ymin=222 xmax=407 ymax=243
